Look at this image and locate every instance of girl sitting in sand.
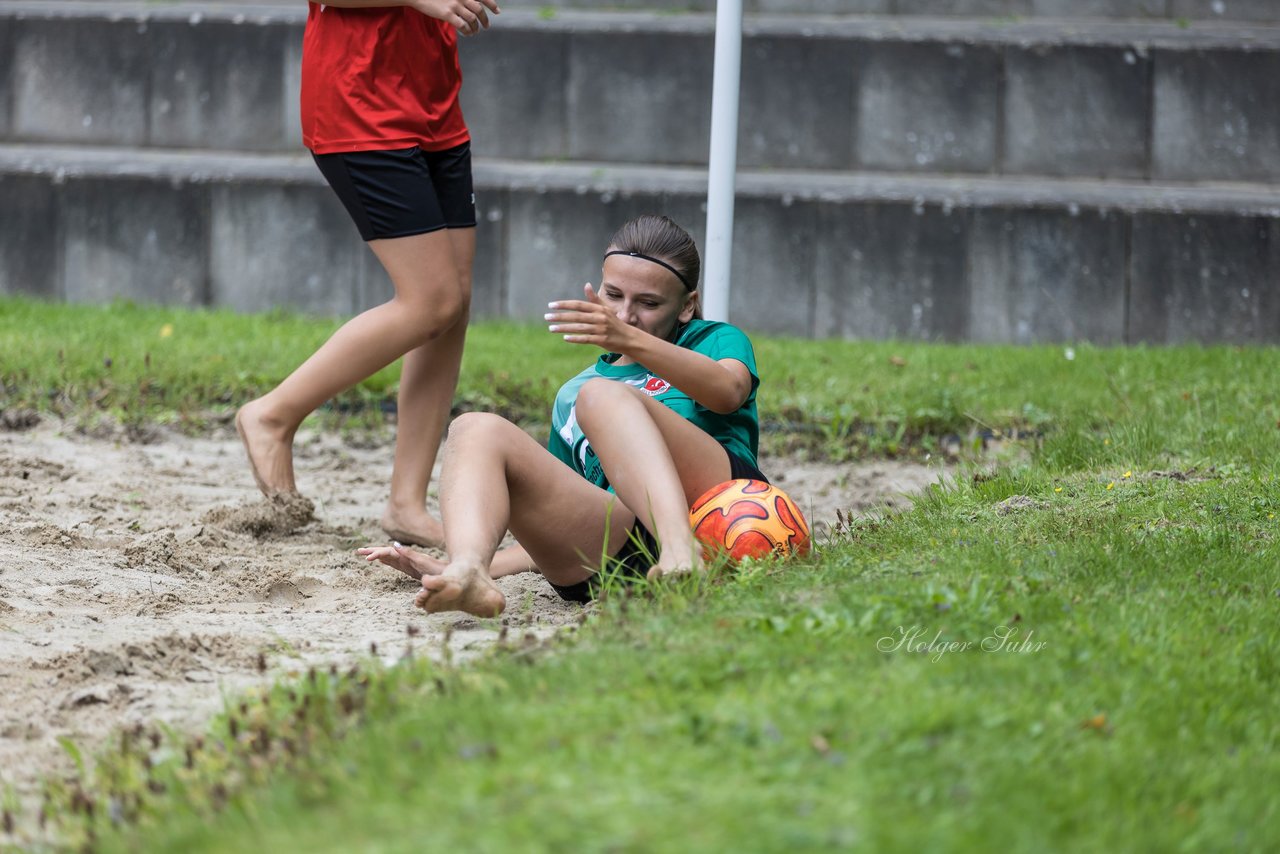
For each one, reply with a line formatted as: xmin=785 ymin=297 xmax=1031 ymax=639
xmin=358 ymin=215 xmax=766 ymax=617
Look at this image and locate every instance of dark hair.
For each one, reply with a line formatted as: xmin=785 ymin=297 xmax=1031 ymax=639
xmin=605 ymin=215 xmax=701 ymax=296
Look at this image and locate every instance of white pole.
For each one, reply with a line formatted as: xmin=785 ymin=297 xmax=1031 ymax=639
xmin=702 ymin=0 xmax=743 ymax=323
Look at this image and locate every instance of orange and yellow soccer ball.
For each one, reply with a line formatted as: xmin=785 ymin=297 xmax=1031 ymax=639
xmin=688 ymin=479 xmax=811 ymax=562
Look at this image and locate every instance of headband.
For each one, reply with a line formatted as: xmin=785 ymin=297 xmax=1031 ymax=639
xmin=604 ymin=250 xmax=693 ymax=291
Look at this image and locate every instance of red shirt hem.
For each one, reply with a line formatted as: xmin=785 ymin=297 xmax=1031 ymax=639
xmin=305 ymin=128 xmax=472 ymax=156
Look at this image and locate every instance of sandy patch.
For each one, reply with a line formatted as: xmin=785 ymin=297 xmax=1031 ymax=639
xmin=0 ymin=413 xmax=945 ymax=819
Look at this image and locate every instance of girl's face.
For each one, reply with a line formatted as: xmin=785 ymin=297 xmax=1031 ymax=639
xmin=599 ymin=254 xmax=697 ymax=341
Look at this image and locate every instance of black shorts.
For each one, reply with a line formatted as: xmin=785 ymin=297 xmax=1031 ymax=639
xmin=547 ymin=450 xmax=768 ymax=604
xmin=311 ymin=143 xmax=477 ymax=241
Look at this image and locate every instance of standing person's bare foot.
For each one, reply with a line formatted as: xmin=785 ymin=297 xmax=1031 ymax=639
xmin=381 ymin=505 xmax=446 ymax=550
xmin=235 ymin=400 xmax=297 ymax=497
xmin=414 ymin=561 xmax=505 ymax=617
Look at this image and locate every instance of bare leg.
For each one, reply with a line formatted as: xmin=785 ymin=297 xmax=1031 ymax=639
xmin=414 ymin=412 xmax=637 ymax=616
xmin=574 ymin=378 xmax=733 ymax=579
xmin=381 ymin=228 xmax=475 ymax=547
xmin=237 ymin=230 xmax=468 ymax=496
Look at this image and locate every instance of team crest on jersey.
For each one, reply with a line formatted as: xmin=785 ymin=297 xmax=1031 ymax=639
xmin=641 ymin=376 xmax=671 ymax=396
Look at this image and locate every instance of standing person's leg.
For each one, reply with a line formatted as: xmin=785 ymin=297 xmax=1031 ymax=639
xmin=573 ymin=379 xmax=734 ymax=578
xmin=236 ymin=230 xmax=467 ymax=496
xmin=237 ymin=145 xmax=474 ymax=500
xmin=382 ymin=142 xmax=480 ymax=546
xmin=409 ymin=412 xmax=639 ymax=616
xmin=380 ymin=226 xmax=474 ymax=548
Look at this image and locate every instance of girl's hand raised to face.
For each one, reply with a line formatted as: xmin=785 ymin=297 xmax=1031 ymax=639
xmin=546 ymin=283 xmax=639 ymax=353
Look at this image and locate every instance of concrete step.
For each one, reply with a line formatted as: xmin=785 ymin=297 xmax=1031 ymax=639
xmin=2 ymin=3 xmax=1278 ymax=182
xmin=44 ymin=0 xmax=1280 ymax=24
xmin=3 ymin=144 xmax=1277 ymax=344
xmin=492 ymin=0 xmax=1280 ymax=22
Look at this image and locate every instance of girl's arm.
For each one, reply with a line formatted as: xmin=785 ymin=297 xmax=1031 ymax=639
xmin=547 ymin=286 xmax=753 ymax=414
xmin=615 ymin=334 xmax=752 ymax=415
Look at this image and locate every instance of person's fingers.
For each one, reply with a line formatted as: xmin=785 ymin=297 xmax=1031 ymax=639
xmin=545 ymin=313 xmax=602 ymax=329
xmin=547 ymin=317 xmax=611 ymax=338
xmin=552 ymin=331 xmax=605 ymax=343
xmin=457 ymin=0 xmax=485 ymax=32
xmin=547 ymin=299 xmax=597 ymax=313
xmin=451 ymin=6 xmax=478 ymax=35
xmin=547 ymin=311 xmax=603 ymax=325
xmin=583 ymin=282 xmax=602 ymax=304
xmin=413 ymin=0 xmax=495 ymax=29
xmin=466 ymin=0 xmax=491 ymax=30
xmin=550 ymin=325 xmax=602 ymax=338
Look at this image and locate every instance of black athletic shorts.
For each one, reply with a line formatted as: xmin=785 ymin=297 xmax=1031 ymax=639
xmin=311 ymin=142 xmax=477 ymax=241
xmin=547 ymin=449 xmax=768 ymax=604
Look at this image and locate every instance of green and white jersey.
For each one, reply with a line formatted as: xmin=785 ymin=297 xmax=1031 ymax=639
xmin=548 ymin=319 xmax=760 ymax=491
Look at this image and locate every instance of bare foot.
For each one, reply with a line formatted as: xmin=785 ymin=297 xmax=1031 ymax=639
xmin=357 ymin=543 xmax=445 ymax=581
xmin=381 ymin=506 xmax=445 ymax=550
xmin=646 ymin=549 xmax=704 ymax=582
xmin=235 ymin=400 xmax=296 ymax=497
xmin=414 ymin=561 xmax=505 ymax=617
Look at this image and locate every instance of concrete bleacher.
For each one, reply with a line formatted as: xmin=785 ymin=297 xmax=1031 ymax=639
xmin=492 ymin=0 xmax=1280 ymax=19
xmin=1 ymin=0 xmax=1277 ymax=342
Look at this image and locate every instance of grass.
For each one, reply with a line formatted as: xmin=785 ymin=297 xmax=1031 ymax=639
xmin=3 ymin=298 xmax=1279 ymax=851
xmin=0 ymin=298 xmax=579 ymax=434
xmin=4 ymin=296 xmax=1278 ymax=458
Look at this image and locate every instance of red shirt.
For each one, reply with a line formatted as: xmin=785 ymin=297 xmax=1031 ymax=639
xmin=300 ymin=3 xmax=470 ymax=154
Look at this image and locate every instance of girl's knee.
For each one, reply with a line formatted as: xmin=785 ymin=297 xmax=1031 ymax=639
xmin=399 ymin=279 xmax=469 ymax=345
xmin=577 ymin=377 xmax=634 ymax=417
xmin=447 ymin=411 xmax=511 ymax=445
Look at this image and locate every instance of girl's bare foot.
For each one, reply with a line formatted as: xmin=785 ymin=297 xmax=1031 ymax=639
xmin=414 ymin=561 xmax=505 ymax=617
xmin=235 ymin=400 xmax=297 ymax=497
xmin=646 ymin=548 xmax=704 ymax=582
xmin=381 ymin=505 xmax=446 ymax=550
xmin=357 ymin=543 xmax=446 ymax=581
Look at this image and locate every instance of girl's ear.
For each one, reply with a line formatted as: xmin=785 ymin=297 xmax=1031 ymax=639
xmin=679 ymin=291 xmax=699 ymax=324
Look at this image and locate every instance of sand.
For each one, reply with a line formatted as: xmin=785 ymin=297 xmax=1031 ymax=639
xmin=0 ymin=412 xmax=944 ymax=817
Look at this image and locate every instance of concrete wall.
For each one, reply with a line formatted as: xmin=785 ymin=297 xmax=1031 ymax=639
xmin=0 ymin=174 xmax=57 ymax=300
xmin=3 ymin=9 xmax=1279 ymax=182
xmin=470 ymin=0 xmax=1280 ymax=20
xmin=459 ymin=20 xmax=1280 ymax=183
xmin=7 ymin=13 xmax=301 ymax=151
xmin=1 ymin=3 xmax=1277 ymax=344
xmin=1152 ymin=48 xmax=1280 ymax=183
xmin=43 ymin=0 xmax=1280 ymax=19
xmin=1129 ymin=214 xmax=1280 ymax=342
xmin=3 ymin=154 xmax=1277 ymax=343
